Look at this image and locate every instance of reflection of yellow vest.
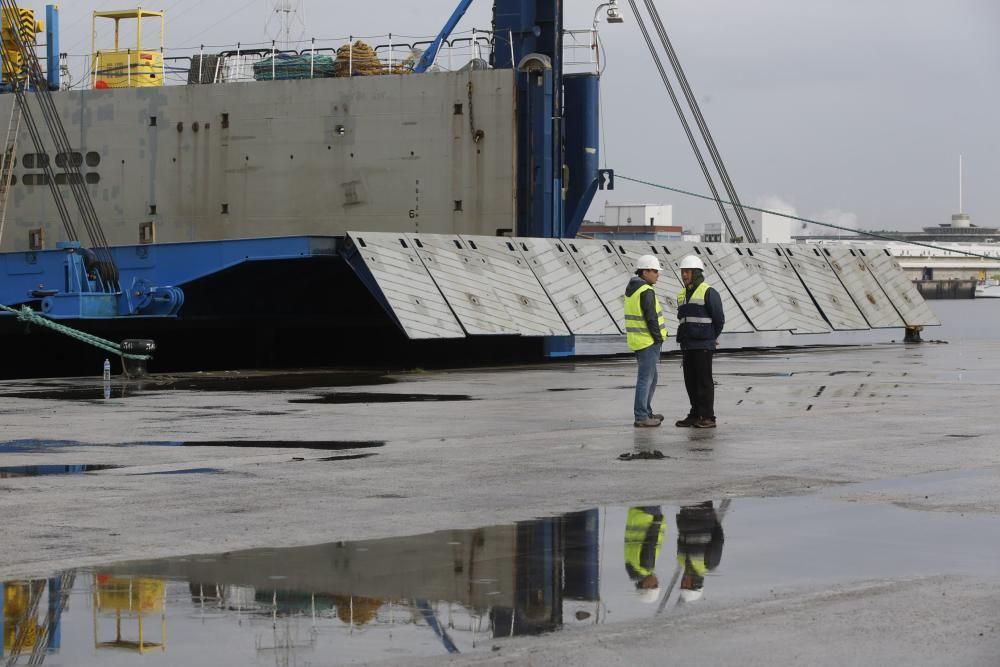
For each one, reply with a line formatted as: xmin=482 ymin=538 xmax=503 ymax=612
xmin=677 ymin=553 xmax=707 ymax=577
xmin=624 ymin=508 xmax=666 ymax=577
xmin=624 ymin=284 xmax=667 ymax=351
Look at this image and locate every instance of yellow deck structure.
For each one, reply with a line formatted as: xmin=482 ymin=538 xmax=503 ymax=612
xmin=91 ymin=8 xmax=164 ymax=88
xmin=91 ymin=574 xmax=167 ymax=653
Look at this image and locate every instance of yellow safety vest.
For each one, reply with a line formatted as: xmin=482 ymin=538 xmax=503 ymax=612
xmin=625 ymin=508 xmax=666 ymax=578
xmin=676 ymin=282 xmax=714 ymax=341
xmin=624 ymin=284 xmax=667 ymax=352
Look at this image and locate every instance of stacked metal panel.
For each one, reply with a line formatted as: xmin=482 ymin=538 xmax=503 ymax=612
xmin=344 ymin=232 xmax=939 ymax=340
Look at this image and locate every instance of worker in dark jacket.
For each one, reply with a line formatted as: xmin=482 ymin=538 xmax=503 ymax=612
xmin=676 ymin=501 xmax=725 ymax=603
xmin=675 ymin=255 xmax=724 ymax=428
xmin=624 ymin=255 xmax=667 ymax=427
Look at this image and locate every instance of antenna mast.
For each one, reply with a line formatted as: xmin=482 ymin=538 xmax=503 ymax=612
xmin=959 ymin=154 xmax=963 ymax=214
xmin=265 ymin=0 xmax=305 ymax=48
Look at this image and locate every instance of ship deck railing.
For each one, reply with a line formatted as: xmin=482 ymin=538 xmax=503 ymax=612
xmin=64 ymin=27 xmax=603 ymax=89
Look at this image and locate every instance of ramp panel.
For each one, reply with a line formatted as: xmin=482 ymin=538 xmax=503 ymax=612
xmin=609 ymin=240 xmax=682 ymax=336
xmin=858 ymin=247 xmax=941 ymax=327
xmin=746 ymin=244 xmax=830 ymax=334
xmin=700 ymin=244 xmax=797 ymax=332
xmin=345 ymin=232 xmax=465 ymax=339
xmin=459 ymin=235 xmax=570 ymax=336
xmin=514 ymin=237 xmax=619 ymax=335
xmin=779 ymin=244 xmax=869 ymax=331
xmin=405 ymin=233 xmax=520 ymax=335
xmin=820 ymin=246 xmax=905 ymax=328
xmin=565 ymin=239 xmax=631 ymax=334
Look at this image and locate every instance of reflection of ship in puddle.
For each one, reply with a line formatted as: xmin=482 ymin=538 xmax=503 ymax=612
xmin=4 ymin=503 xmax=727 ymax=664
xmin=1 ymin=573 xmax=74 ymax=664
xmin=99 ymin=510 xmax=603 ymax=658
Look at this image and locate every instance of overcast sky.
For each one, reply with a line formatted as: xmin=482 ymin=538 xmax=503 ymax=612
xmin=54 ymin=0 xmax=999 ymax=233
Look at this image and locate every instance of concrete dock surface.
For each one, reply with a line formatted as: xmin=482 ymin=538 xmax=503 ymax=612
xmin=1 ymin=336 xmax=998 ymax=665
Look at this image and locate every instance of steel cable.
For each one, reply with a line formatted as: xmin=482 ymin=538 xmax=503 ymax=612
xmin=625 ymin=0 xmax=738 ymax=241
xmin=641 ymin=0 xmax=756 ymax=242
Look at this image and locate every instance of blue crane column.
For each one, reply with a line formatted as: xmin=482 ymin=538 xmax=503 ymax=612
xmin=493 ymin=0 xmax=564 ymax=239
xmin=494 ymin=1 xmax=601 ymax=356
xmin=46 ymin=4 xmax=60 ymax=90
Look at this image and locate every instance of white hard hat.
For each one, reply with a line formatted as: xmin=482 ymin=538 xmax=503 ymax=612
xmin=636 ymin=255 xmax=663 ymax=271
xmin=678 ymin=588 xmax=704 ymax=603
xmin=636 ymin=587 xmax=662 ymax=604
xmin=679 ymin=255 xmax=705 ymax=271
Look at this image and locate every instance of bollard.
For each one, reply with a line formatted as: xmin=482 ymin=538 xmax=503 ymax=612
xmin=121 ymin=339 xmax=156 ymax=378
xmin=903 ymin=326 xmax=923 ymax=343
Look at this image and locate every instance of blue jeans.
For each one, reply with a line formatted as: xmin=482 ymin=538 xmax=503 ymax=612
xmin=634 ymin=343 xmax=661 ymax=420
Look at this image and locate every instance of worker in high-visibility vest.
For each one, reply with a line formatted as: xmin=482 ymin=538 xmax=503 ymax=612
xmin=675 ymin=255 xmax=725 ymax=429
xmin=624 ymin=506 xmax=666 ymax=603
xmin=624 ymin=255 xmax=668 ymax=427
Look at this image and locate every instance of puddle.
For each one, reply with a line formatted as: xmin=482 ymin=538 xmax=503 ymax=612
xmin=174 ymin=441 xmax=385 ymax=451
xmin=289 ymin=393 xmax=473 ymax=404
xmin=0 ymin=372 xmax=398 ymax=401
xmin=316 ymin=453 xmax=377 ymax=462
xmin=6 ymin=494 xmax=999 ymax=665
xmin=0 ymin=464 xmax=122 ymax=478
xmin=0 ymin=440 xmax=385 ymax=452
xmin=0 ymin=439 xmax=92 ymax=453
xmin=133 ymin=467 xmax=222 ymax=476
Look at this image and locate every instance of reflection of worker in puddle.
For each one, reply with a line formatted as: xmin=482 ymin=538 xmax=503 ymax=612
xmin=676 ymin=502 xmax=725 ymax=603
xmin=624 ymin=506 xmax=666 ymax=603
xmin=333 ymin=595 xmax=383 ymax=626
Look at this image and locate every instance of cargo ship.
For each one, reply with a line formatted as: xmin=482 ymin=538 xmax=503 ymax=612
xmin=0 ymin=1 xmax=939 ymax=378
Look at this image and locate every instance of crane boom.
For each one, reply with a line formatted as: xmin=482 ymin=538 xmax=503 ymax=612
xmin=413 ymin=0 xmax=477 ymax=73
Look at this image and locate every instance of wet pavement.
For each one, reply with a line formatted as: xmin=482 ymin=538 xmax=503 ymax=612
xmin=2 ymin=316 xmax=1000 ymax=665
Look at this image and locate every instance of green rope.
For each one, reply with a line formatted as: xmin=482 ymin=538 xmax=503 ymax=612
xmin=0 ymin=303 xmax=152 ymax=360
xmin=618 ymin=174 xmax=999 ymax=262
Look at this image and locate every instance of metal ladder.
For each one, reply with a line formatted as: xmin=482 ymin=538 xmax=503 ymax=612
xmin=0 ymin=86 xmax=20 ymax=248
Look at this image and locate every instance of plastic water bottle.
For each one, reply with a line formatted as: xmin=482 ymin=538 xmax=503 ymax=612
xmin=103 ymin=358 xmax=111 ymax=382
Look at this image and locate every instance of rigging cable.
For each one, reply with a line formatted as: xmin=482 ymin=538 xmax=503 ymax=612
xmin=618 ymin=173 xmax=1000 ymax=261
xmin=625 ymin=0 xmax=739 ymax=241
xmin=2 ymin=0 xmax=119 ymax=286
xmin=640 ymin=0 xmax=756 ymax=242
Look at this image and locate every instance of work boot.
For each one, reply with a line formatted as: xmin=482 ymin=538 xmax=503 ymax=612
xmin=675 ymin=416 xmax=697 ymax=427
xmin=634 ymin=416 xmax=661 ymax=428
xmin=692 ymin=417 xmax=716 ymax=429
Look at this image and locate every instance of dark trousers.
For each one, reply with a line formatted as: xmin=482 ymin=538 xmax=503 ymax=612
xmin=682 ymin=349 xmax=715 ymax=420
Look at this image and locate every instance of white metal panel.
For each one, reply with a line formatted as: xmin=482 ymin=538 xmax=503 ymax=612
xmin=821 ymin=246 xmax=905 ymax=328
xmin=610 ymin=240 xmax=682 ymax=336
xmin=747 ymin=244 xmax=830 ymax=334
xmin=565 ymin=239 xmax=631 ymax=334
xmin=779 ymin=244 xmax=870 ymax=331
xmin=405 ymin=233 xmax=520 ymax=335
xmin=658 ymin=242 xmax=755 ymax=333
xmin=858 ymin=247 xmax=941 ymax=327
xmin=701 ymin=244 xmax=796 ymax=332
xmin=459 ymin=235 xmax=570 ymax=336
xmin=345 ymin=232 xmax=465 ymax=339
xmin=515 ymin=237 xmax=620 ymax=335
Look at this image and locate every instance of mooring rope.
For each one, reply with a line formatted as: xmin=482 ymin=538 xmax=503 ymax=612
xmin=0 ymin=303 xmax=151 ymax=360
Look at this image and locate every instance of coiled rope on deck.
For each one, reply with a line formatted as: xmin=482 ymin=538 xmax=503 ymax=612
xmin=618 ymin=174 xmax=1000 ymax=262
xmin=0 ymin=303 xmax=151 ymax=360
